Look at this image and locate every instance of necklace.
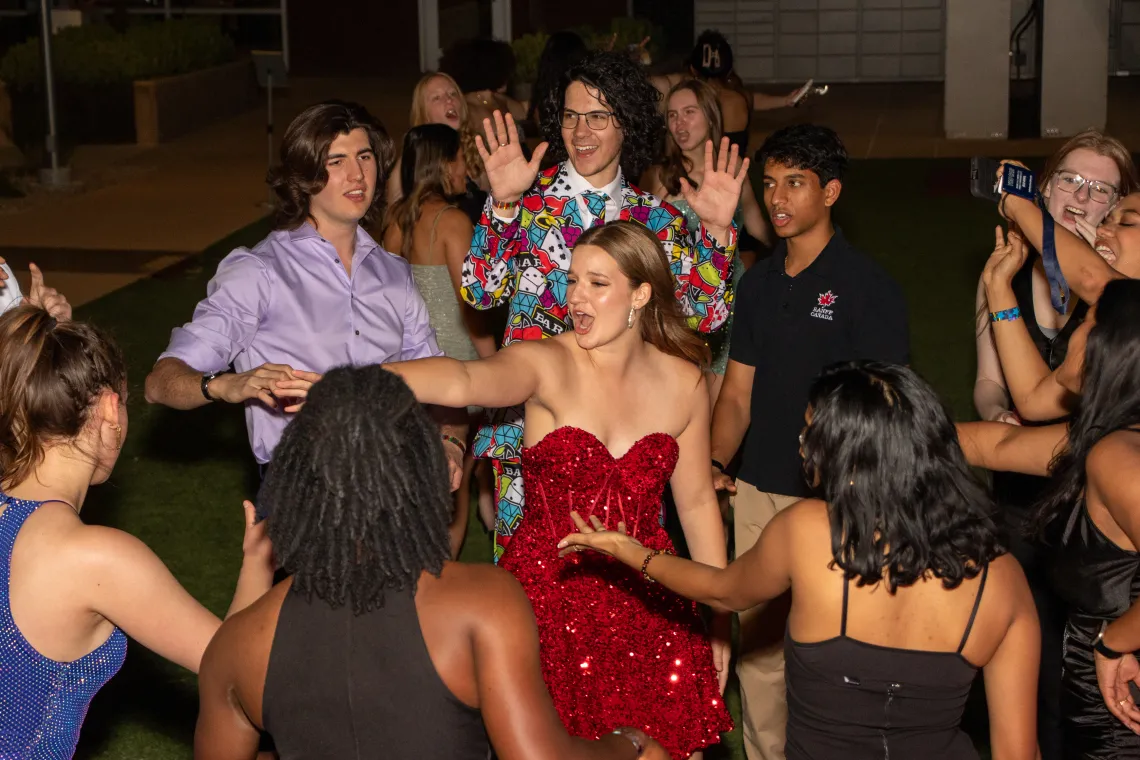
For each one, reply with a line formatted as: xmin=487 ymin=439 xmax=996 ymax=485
xmin=469 ymin=91 xmax=494 ymax=107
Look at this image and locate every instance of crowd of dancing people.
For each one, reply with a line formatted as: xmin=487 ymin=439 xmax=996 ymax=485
xmin=2 ymin=26 xmax=1140 ymax=760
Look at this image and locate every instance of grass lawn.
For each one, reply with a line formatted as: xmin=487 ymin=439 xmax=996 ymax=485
xmin=72 ymin=157 xmax=1006 ymax=759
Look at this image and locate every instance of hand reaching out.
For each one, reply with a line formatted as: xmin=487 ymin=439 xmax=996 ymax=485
xmin=474 ymin=111 xmax=547 ymax=204
xmin=273 ymin=369 xmax=323 ymax=413
xmin=679 ymin=137 xmax=750 ymax=236
xmin=982 ymin=225 xmax=1028 ymax=294
xmin=557 ymin=511 xmax=644 ymax=560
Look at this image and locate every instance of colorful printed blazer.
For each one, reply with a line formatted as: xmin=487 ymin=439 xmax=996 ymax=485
xmin=460 ymin=162 xmax=738 ymax=462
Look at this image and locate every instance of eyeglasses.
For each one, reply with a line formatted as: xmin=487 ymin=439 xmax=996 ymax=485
xmin=561 ymin=109 xmax=616 ymax=131
xmin=1054 ymin=170 xmax=1119 ymax=205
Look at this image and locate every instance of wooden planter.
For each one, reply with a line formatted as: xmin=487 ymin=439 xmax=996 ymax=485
xmin=133 ymin=58 xmax=257 ymax=147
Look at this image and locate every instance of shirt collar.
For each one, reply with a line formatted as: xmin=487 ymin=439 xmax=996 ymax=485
xmin=287 ymin=221 xmax=379 ymax=263
xmin=769 ymin=226 xmax=845 ymax=278
xmin=560 ymin=161 xmax=624 ymax=202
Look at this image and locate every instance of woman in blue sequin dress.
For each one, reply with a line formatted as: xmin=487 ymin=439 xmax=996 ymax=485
xmin=0 ymin=306 xmax=273 ymax=759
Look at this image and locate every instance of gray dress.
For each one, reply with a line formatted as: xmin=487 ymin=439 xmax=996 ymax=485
xmin=409 ymin=206 xmax=479 ymax=362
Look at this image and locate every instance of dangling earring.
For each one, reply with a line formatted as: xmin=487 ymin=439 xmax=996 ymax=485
xmin=108 ymin=423 xmax=122 ymax=451
xmin=627 ymin=307 xmax=635 ymax=330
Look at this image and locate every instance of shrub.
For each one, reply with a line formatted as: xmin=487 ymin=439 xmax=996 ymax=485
xmin=0 ymin=19 xmax=236 ymax=91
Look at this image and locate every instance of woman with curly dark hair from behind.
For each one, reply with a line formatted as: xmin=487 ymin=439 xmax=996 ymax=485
xmin=193 ymin=365 xmax=670 ymax=760
xmin=563 ymin=361 xmax=1040 ymax=760
xmin=459 ymin=50 xmax=750 ymax=563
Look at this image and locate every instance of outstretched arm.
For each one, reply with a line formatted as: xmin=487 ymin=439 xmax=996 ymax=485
xmin=955 ymin=421 xmax=1067 ymax=477
xmin=385 ymin=340 xmax=543 ymax=412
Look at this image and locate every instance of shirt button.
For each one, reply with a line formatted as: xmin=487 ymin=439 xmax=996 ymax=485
xmin=355 ymin=330 xmax=360 ymax=336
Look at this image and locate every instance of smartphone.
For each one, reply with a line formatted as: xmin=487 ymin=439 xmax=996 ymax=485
xmin=971 ymin=157 xmax=1037 ymax=202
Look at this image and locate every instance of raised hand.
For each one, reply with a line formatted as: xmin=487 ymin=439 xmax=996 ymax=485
xmin=982 ymin=225 xmax=1028 ymax=294
xmin=240 ymin=500 xmax=274 ymax=566
xmin=0 ymin=256 xmax=9 ymax=288
xmin=679 ymin=137 xmax=750 ymax=238
xmin=474 ymin=111 xmax=548 ymax=204
xmin=24 ymin=263 xmax=72 ymax=321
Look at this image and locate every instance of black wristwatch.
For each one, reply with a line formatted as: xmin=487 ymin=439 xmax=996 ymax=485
xmin=1094 ymin=620 xmax=1126 ymax=660
xmin=201 ymin=370 xmax=225 ymax=402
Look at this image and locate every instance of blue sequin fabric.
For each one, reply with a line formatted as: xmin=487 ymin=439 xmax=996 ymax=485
xmin=0 ymin=494 xmax=127 ymax=759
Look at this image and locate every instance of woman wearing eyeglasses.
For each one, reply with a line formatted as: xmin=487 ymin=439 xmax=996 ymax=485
xmin=972 ymin=130 xmax=1139 ymax=759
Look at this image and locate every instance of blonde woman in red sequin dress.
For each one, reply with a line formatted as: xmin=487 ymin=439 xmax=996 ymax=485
xmin=386 ymin=220 xmax=732 ymax=759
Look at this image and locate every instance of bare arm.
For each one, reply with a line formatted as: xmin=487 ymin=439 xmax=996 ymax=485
xmin=476 ymin=574 xmax=649 ymax=760
xmin=974 ymin=274 xmax=1016 ymax=422
xmin=671 ymin=378 xmax=728 ymax=571
xmin=441 ymin=210 xmax=497 ymax=359
xmin=982 ymin=560 xmax=1041 ymax=760
xmin=193 ymin=614 xmax=262 ymax=760
xmin=738 ymin=179 xmax=772 ymax=247
xmin=1003 ymin=191 xmax=1123 ymax=303
xmin=710 ymin=360 xmax=754 ymax=470
xmin=386 ymin=339 xmax=543 ymax=411
xmin=956 ymin=421 xmax=1067 ymax=477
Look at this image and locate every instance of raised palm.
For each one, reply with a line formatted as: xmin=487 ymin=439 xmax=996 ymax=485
xmin=475 ymin=111 xmax=548 ymax=204
xmin=679 ymin=137 xmax=751 ymax=232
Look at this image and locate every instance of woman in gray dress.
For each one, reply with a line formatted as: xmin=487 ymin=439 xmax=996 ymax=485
xmin=383 ymin=124 xmax=497 ymax=554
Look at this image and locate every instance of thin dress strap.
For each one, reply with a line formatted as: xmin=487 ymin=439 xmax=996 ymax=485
xmin=840 ymin=574 xmax=850 ymax=637
xmin=426 ymin=205 xmax=456 ymax=261
xmin=956 ymin=563 xmax=989 ymax=654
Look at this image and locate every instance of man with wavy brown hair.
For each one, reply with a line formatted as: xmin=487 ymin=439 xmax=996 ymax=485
xmin=146 ymin=101 xmax=466 ymax=513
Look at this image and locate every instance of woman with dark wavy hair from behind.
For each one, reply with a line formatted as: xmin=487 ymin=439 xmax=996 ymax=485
xmin=193 ymin=364 xmax=669 ymax=760
xmin=960 ymin=278 xmax=1140 ymax=759
xmin=563 ymin=361 xmax=1040 ymax=760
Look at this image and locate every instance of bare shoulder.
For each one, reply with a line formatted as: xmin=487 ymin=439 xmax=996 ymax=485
xmin=1088 ymin=428 xmax=1140 ymax=471
xmin=651 ymin=349 xmax=705 ymax=397
xmin=780 ymin=498 xmax=831 ymax=542
xmin=440 ymin=206 xmax=474 ymax=233
xmin=429 ymin=562 xmax=534 ymax=623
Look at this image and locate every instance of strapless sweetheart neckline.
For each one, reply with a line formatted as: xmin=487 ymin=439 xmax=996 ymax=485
xmin=522 ymin=425 xmax=677 ymax=463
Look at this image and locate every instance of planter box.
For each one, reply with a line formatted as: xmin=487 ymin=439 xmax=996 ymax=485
xmin=7 ymin=81 xmax=136 ymax=163
xmin=134 ymin=58 xmax=256 ymax=147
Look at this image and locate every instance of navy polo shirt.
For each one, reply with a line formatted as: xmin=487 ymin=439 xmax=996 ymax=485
xmin=728 ymin=228 xmax=910 ymax=497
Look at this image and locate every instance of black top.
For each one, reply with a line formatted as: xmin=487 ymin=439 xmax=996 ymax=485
xmin=784 ymin=567 xmax=987 ymax=759
xmin=729 ymin=228 xmax=910 ymax=496
xmin=263 ymin=587 xmax=489 ymax=760
xmin=1010 ymin=253 xmax=1088 ymax=374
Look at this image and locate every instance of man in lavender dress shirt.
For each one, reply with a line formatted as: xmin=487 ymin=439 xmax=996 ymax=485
xmin=145 ymin=101 xmax=466 ymax=502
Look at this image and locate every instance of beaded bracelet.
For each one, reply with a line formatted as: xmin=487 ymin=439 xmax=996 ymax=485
xmin=640 ymin=549 xmax=670 ymax=582
xmin=442 ymin=434 xmax=466 ymax=454
xmin=990 ymin=306 xmax=1022 ymax=323
xmin=492 ymin=198 xmax=520 ymax=213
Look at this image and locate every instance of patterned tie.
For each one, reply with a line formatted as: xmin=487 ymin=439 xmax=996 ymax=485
xmin=581 ymin=190 xmax=609 ymax=228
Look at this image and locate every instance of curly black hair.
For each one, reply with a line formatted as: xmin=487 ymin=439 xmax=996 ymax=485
xmin=439 ymin=38 xmax=516 ymax=93
xmin=261 ymin=365 xmax=451 ymax=615
xmin=538 ymin=50 xmax=664 ymax=182
xmin=802 ymin=361 xmax=1004 ymax=591
xmin=756 ymin=124 xmax=849 ymax=187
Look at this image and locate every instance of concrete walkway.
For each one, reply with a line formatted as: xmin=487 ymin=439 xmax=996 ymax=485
xmin=2 ymin=74 xmax=1138 ymax=308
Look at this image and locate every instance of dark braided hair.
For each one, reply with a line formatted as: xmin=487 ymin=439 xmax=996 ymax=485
xmin=262 ymin=365 xmax=451 ymax=614
xmin=538 ymin=51 xmax=665 ymax=182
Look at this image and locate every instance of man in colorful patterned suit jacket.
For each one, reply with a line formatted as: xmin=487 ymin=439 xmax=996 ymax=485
xmin=461 ymin=51 xmax=750 ymax=560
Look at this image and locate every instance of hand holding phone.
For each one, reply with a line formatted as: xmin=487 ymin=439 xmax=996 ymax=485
xmin=970 ymin=157 xmax=1036 ymax=203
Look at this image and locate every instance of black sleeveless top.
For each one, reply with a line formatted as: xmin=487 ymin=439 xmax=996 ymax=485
xmin=784 ymin=567 xmax=988 ymax=759
xmin=263 ymin=587 xmax=489 ymax=760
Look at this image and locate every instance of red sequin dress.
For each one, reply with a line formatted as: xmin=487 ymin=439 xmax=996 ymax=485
xmin=500 ymin=426 xmax=732 ymax=758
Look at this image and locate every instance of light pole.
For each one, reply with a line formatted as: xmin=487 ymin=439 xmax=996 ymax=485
xmin=39 ymin=0 xmax=70 ymax=187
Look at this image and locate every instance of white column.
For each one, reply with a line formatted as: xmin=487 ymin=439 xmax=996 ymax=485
xmin=944 ymin=0 xmax=1012 ymax=139
xmin=491 ymin=0 xmax=512 ymax=41
xmin=418 ymin=0 xmax=441 ymax=71
xmin=1040 ymin=0 xmax=1109 ymax=137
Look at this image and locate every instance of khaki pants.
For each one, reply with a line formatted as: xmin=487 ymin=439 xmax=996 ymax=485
xmin=733 ymin=481 xmax=800 ymax=760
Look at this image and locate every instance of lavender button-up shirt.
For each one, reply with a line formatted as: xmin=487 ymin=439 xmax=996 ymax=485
xmin=158 ymin=224 xmax=442 ymax=464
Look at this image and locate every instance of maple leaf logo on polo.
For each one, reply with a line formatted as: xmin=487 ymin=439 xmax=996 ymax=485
xmin=812 ymin=291 xmax=837 ymax=321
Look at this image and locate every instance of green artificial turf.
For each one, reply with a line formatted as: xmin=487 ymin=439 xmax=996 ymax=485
xmin=71 ymin=158 xmax=1002 ymax=759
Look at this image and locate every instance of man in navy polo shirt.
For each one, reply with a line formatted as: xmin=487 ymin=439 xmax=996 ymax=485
xmin=710 ymin=124 xmax=910 ymax=760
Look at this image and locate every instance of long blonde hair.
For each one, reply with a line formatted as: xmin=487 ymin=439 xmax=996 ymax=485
xmin=576 ymin=222 xmax=711 ymax=370
xmin=410 ymin=72 xmax=483 ymax=183
xmin=657 ymin=79 xmax=723 ymax=197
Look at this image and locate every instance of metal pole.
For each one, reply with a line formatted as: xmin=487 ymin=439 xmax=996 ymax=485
xmin=39 ymin=0 xmax=68 ymax=186
xmin=267 ymin=71 xmax=274 ymax=172
xmin=164 ymin=0 xmax=172 ymax=21
xmin=280 ymin=0 xmax=290 ymax=71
